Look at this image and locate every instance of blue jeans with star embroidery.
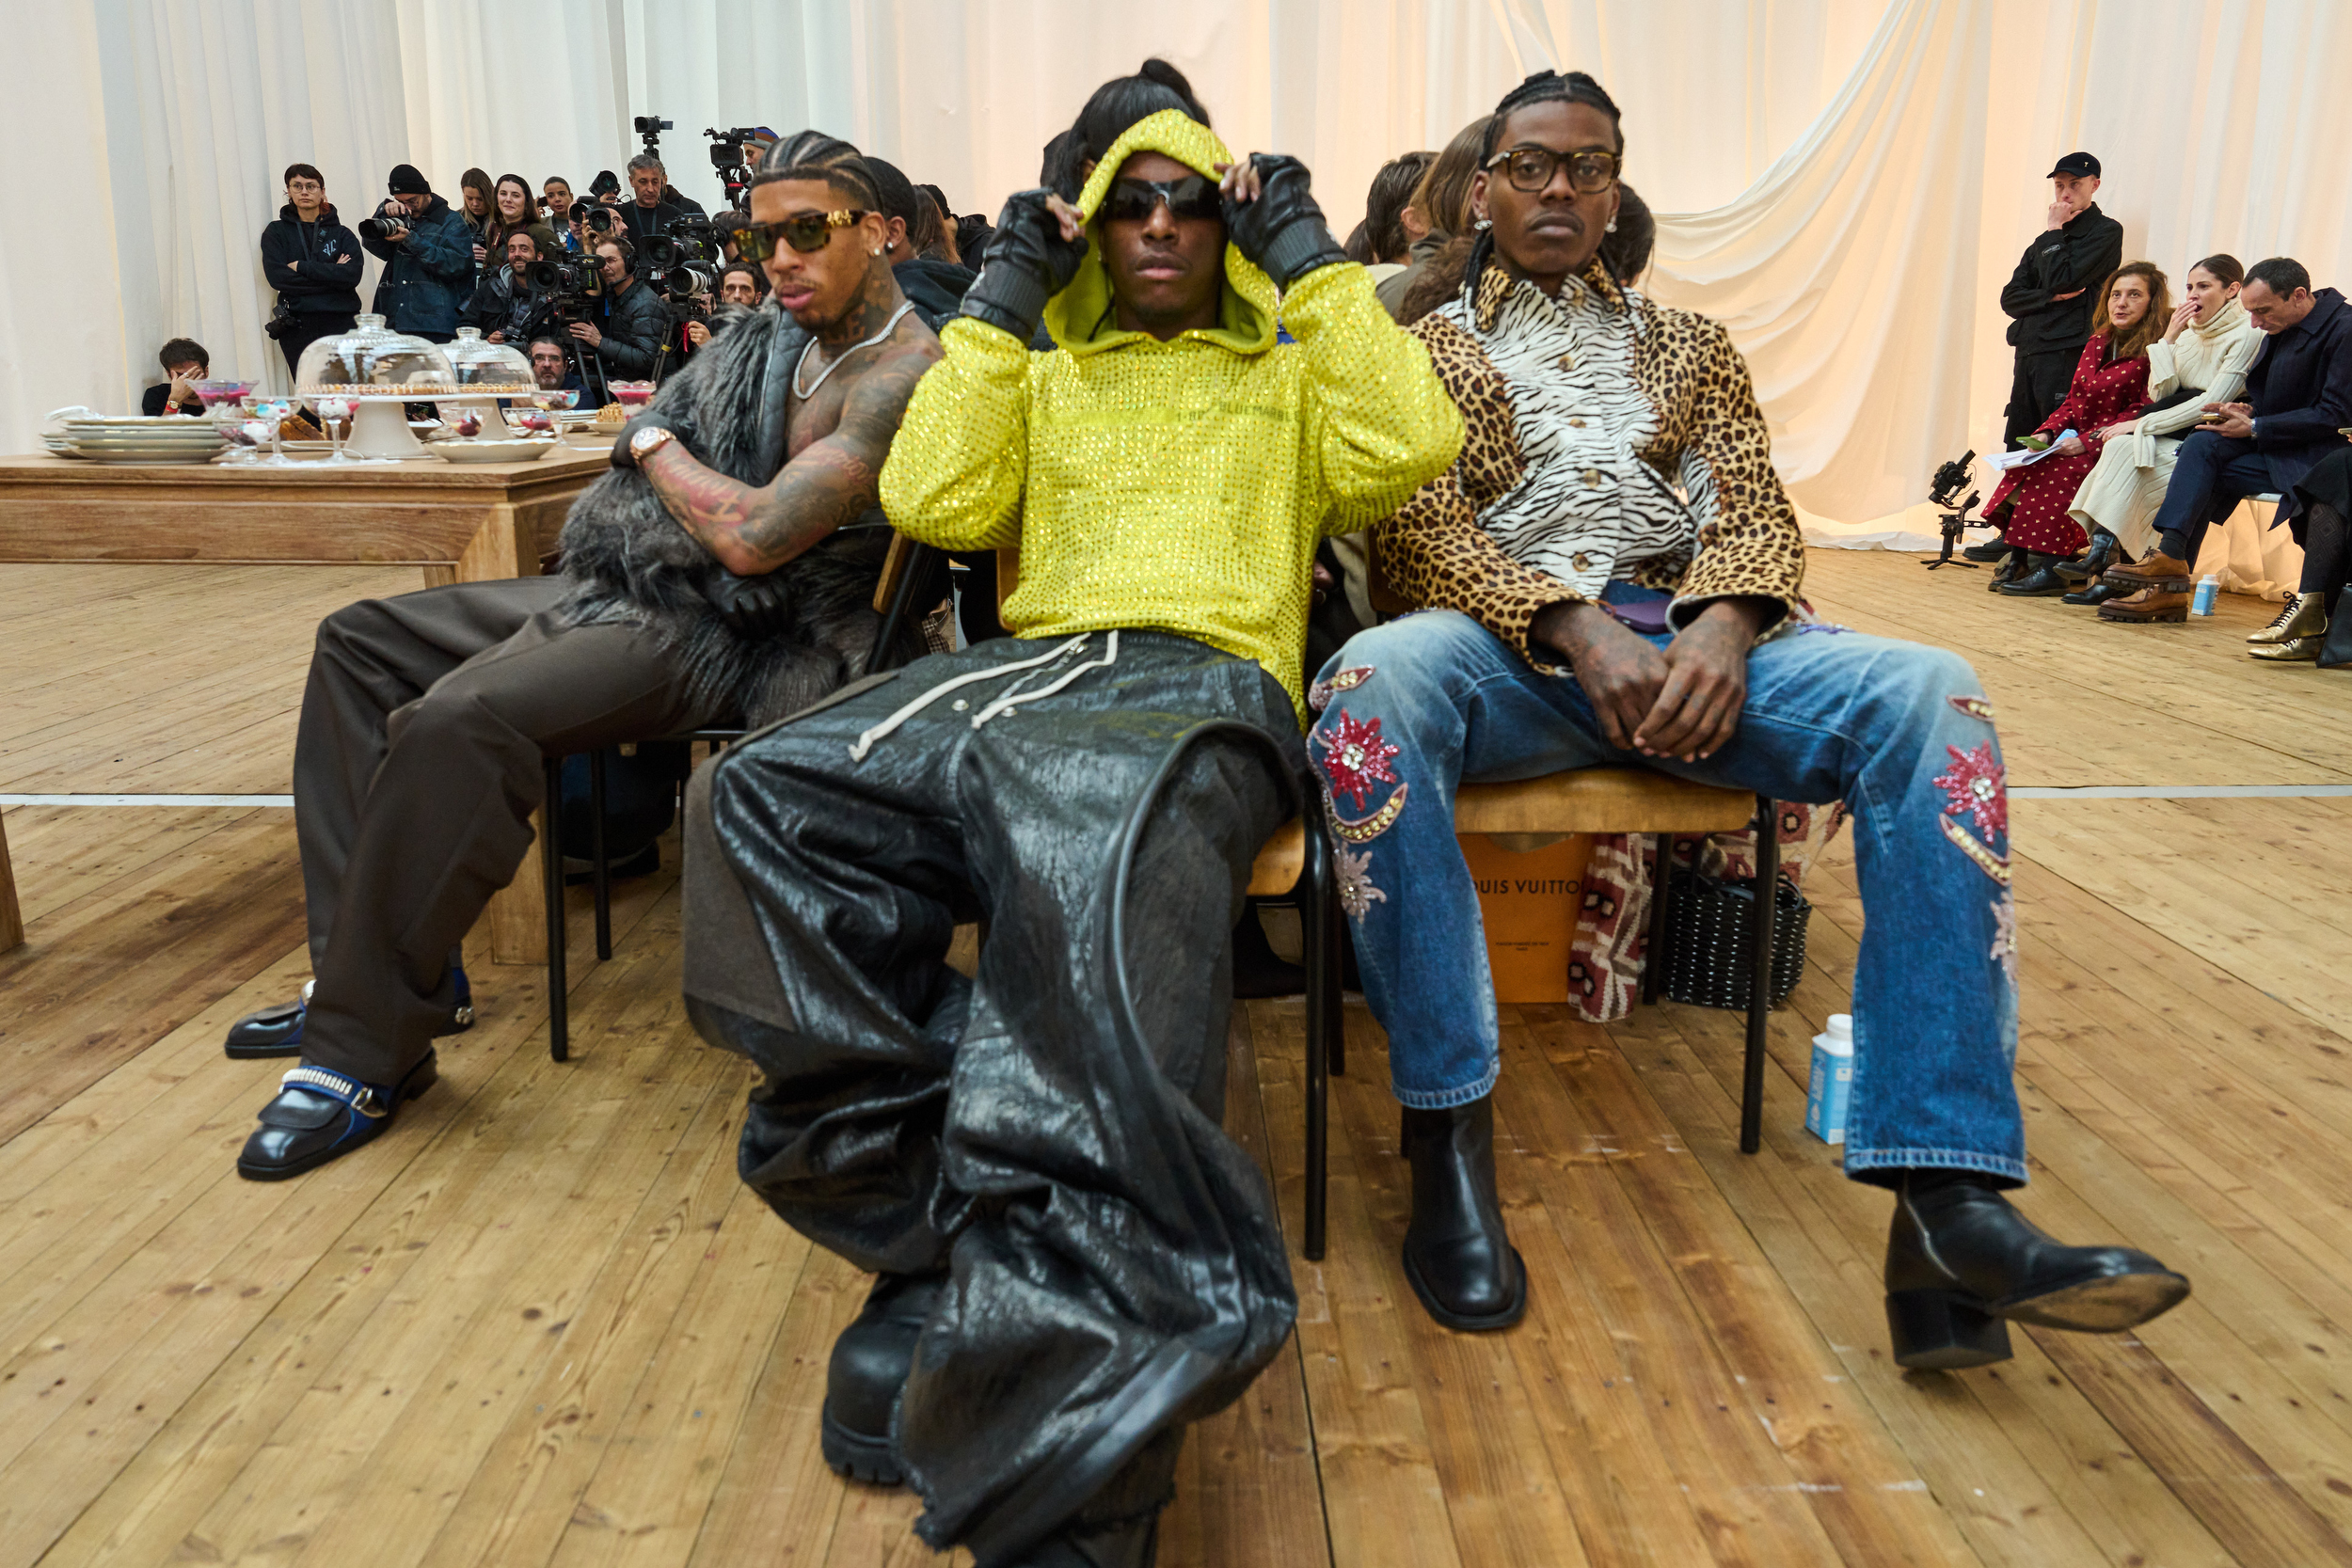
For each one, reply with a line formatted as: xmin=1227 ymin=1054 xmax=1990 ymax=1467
xmin=1307 ymin=597 xmax=2026 ymax=1187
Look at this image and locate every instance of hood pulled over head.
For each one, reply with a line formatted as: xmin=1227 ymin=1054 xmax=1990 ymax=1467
xmin=1043 ymin=108 xmax=1276 ymax=356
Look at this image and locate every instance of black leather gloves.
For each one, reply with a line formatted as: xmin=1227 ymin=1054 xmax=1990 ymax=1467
xmin=702 ymin=567 xmax=794 ymax=639
xmin=608 ymin=409 xmax=686 ymax=471
xmin=960 ymin=188 xmax=1089 ymax=343
xmin=1221 ymin=153 xmax=1347 ymax=291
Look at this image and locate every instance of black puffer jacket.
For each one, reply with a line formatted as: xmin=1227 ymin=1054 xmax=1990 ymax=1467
xmin=590 ymin=276 xmax=674 ymax=377
xmin=261 ymin=202 xmax=364 ymax=318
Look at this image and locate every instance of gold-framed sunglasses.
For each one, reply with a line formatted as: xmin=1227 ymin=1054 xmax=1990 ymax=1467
xmin=1485 ymin=147 xmax=1620 ymax=196
xmin=733 ymin=209 xmax=866 ymax=261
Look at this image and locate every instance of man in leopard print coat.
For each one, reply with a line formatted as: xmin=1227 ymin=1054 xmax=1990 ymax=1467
xmin=1309 ymin=71 xmax=2188 ymax=1368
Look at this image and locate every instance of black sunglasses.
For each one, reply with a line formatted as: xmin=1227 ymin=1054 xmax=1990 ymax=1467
xmin=1486 ymin=146 xmax=1620 ymax=196
xmin=733 ymin=210 xmax=866 ymax=261
xmin=1103 ymin=174 xmax=1222 ymax=224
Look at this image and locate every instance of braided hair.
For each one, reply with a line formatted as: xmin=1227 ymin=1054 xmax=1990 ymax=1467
xmin=751 ymin=130 xmax=881 ymax=210
xmin=1481 ymin=70 xmax=1625 ymax=162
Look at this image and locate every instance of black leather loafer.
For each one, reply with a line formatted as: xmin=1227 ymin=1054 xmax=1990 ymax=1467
xmin=224 ymin=971 xmax=476 ymax=1060
xmin=821 ymin=1271 xmax=947 ymax=1485
xmin=235 ymin=1053 xmax=437 ymax=1181
xmin=1884 ymin=1173 xmax=2189 ymax=1370
xmin=1400 ymin=1097 xmax=1527 ymax=1332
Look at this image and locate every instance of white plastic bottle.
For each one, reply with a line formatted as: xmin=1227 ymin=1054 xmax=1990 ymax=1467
xmin=2191 ymin=574 xmax=2220 ymax=616
xmin=1805 ymin=1014 xmax=1854 ymax=1145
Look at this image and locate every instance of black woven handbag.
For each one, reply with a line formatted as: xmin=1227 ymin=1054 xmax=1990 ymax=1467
xmin=1659 ymin=863 xmax=1810 ymax=1009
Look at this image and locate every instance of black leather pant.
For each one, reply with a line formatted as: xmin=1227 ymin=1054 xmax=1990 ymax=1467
xmin=681 ymin=630 xmax=1300 ymax=1560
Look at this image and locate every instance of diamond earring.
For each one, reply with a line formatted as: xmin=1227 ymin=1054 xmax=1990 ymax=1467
xmin=1474 ymin=216 xmax=1492 ymax=230
xmin=1605 ymin=219 xmax=1618 ymax=232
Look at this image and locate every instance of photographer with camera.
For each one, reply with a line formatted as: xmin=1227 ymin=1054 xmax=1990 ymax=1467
xmin=260 ymin=163 xmax=362 ymax=378
xmin=568 ymin=234 xmax=667 ymax=383
xmin=359 ymin=165 xmax=477 ymax=342
xmin=683 ymin=262 xmax=765 ymax=348
xmin=464 ymin=224 xmax=563 ymax=343
xmin=617 ymin=152 xmax=682 ymax=249
xmin=526 ymin=333 xmax=585 ymax=397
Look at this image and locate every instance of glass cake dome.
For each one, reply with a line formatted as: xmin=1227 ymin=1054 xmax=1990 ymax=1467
xmin=294 ymin=312 xmax=458 ymax=396
xmin=441 ymin=325 xmax=535 ymax=390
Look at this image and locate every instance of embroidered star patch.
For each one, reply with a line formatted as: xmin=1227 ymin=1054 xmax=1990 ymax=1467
xmin=1933 ymin=742 xmax=2007 ymax=837
xmin=1313 ymin=710 xmax=1401 ymax=811
xmin=1335 ymin=844 xmax=1389 ymax=922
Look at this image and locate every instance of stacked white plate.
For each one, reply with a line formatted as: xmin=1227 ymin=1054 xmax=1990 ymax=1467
xmin=48 ymin=415 xmax=228 ymax=464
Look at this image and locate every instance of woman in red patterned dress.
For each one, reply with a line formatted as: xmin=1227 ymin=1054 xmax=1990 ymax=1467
xmin=1986 ymin=262 xmax=2166 ymax=595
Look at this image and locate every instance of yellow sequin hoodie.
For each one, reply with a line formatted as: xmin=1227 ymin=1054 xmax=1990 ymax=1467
xmin=876 ymin=109 xmax=1465 ymax=721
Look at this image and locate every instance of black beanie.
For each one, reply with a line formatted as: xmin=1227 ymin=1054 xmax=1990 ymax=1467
xmin=388 ymin=164 xmax=430 ymax=195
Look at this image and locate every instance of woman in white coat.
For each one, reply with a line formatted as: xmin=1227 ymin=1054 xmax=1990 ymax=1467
xmin=2063 ymin=254 xmax=2260 ymax=606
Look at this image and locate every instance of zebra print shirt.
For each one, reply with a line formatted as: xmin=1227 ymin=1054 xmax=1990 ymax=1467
xmin=1429 ymin=270 xmax=1698 ymax=597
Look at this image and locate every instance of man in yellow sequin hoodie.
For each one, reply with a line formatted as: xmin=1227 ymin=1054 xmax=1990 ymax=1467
xmin=679 ymin=68 xmax=1461 ymax=1568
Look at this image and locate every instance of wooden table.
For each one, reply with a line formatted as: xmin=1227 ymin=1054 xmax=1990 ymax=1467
xmin=0 ymin=442 xmax=614 ymax=961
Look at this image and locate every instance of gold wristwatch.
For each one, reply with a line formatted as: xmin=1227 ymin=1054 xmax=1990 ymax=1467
xmin=628 ymin=424 xmax=676 ymax=463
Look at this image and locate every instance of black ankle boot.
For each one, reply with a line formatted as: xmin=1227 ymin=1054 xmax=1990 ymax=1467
xmin=1883 ymin=1173 xmax=2189 ymax=1370
xmin=1962 ymin=534 xmax=2010 ymax=562
xmin=1997 ymin=552 xmax=2072 ymax=596
xmin=822 ymin=1271 xmax=947 ymax=1485
xmin=1400 ymin=1097 xmax=1526 ymax=1331
xmin=1985 ymin=549 xmax=2026 ymax=593
xmin=2062 ymin=577 xmax=2129 ymax=606
xmin=2054 ymin=529 xmax=2117 ymax=583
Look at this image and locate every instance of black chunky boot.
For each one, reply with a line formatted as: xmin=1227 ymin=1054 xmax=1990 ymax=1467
xmin=1984 ymin=549 xmax=2026 ymax=593
xmin=822 ymin=1271 xmax=947 ymax=1485
xmin=2054 ymin=529 xmax=2117 ymax=583
xmin=1883 ymin=1172 xmax=2189 ymax=1370
xmin=1996 ymin=552 xmax=2072 ymax=596
xmin=1400 ymin=1097 xmax=1526 ymax=1331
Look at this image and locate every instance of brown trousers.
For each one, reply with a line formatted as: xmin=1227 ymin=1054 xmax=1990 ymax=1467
xmin=292 ymin=577 xmax=723 ymax=1081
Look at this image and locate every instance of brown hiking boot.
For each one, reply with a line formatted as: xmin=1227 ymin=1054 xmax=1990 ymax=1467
xmin=2104 ymin=550 xmax=2191 ymax=589
xmin=2097 ymin=585 xmax=2191 ymax=624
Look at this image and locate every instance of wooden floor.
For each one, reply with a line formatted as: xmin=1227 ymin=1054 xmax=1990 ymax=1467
xmin=4 ymin=550 xmax=2350 ymax=1567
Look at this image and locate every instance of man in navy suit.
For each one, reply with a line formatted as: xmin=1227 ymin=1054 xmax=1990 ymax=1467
xmin=2102 ymin=256 xmax=2352 ymax=622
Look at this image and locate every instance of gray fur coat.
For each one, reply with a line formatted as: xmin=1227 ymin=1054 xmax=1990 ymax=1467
xmin=554 ymin=303 xmax=918 ymax=726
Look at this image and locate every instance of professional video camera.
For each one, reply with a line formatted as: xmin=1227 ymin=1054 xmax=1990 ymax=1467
xmin=588 ymin=169 xmax=621 ymax=202
xmin=528 ymin=256 xmax=611 ymax=404
xmin=358 ymin=200 xmax=412 ymax=244
xmin=705 ymin=126 xmax=762 ymax=207
xmin=576 ymin=202 xmax=621 ymax=239
xmin=1921 ymin=451 xmax=1984 ymax=570
xmin=644 ymin=214 xmax=722 ymax=303
xmin=634 ymin=114 xmax=674 ymax=159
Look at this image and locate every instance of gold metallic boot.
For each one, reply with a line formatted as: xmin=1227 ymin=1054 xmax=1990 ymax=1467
xmin=2248 ymin=592 xmax=2326 ymax=645
xmin=2249 ymin=607 xmax=2329 ymax=661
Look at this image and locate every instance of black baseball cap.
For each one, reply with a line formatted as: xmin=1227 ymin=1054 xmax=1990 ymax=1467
xmin=2046 ymin=151 xmax=2100 ymax=180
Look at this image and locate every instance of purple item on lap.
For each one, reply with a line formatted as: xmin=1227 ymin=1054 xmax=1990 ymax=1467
xmin=1596 ymin=580 xmax=1673 ymax=634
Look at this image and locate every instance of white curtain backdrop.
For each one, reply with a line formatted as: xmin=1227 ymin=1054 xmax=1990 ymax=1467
xmin=13 ymin=0 xmax=2350 ymax=537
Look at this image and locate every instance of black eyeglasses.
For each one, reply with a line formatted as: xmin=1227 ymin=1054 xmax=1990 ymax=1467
xmin=1486 ymin=146 xmax=1620 ymax=195
xmin=1102 ymin=174 xmax=1222 ymax=224
xmin=733 ymin=210 xmax=865 ymax=261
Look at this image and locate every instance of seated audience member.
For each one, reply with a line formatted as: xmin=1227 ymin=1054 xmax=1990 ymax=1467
xmin=457 ymin=166 xmax=495 ymax=269
xmin=862 ymin=154 xmax=977 ymax=327
xmin=1361 ymin=150 xmax=1435 ymax=288
xmin=2263 ymin=443 xmax=2352 ymax=660
xmin=261 ymin=163 xmax=363 ymax=378
xmin=677 ymin=70 xmax=1460 ymax=1567
xmin=362 ymin=165 xmax=477 ymax=342
xmin=463 ymin=224 xmax=560 ymax=343
xmin=914 ymin=182 xmax=961 ymax=263
xmin=1311 ymin=70 xmax=2187 ymax=1363
xmin=221 ymin=132 xmax=938 ymax=1185
xmin=1999 ymin=153 xmax=2123 ymax=449
xmin=141 ymin=338 xmax=209 ymax=416
xmin=1378 ymin=117 xmax=1488 ymax=317
xmin=1980 ymin=262 xmax=2163 ymax=596
xmin=2102 ymin=256 xmax=2352 ymax=623
xmin=484 ymin=172 xmax=541 ymax=257
xmin=2064 ymin=254 xmax=2257 ymax=604
xmin=526 ymin=333 xmax=584 ymax=396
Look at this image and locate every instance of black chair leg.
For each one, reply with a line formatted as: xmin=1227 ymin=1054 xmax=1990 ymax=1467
xmin=589 ymin=750 xmax=612 ymax=960
xmin=867 ymin=541 xmax=938 ymax=673
xmin=1643 ymin=831 xmax=1674 ymax=1006
xmin=544 ymin=755 xmax=568 ymax=1063
xmin=1301 ymin=819 xmax=1334 ymax=1262
xmin=1740 ymin=796 xmax=1777 ymax=1153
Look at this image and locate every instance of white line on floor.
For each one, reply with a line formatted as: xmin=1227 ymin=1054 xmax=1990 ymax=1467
xmin=0 ymin=794 xmax=296 ymax=806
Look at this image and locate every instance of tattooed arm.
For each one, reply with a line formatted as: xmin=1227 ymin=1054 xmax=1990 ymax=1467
xmin=637 ymin=336 xmax=942 ymax=576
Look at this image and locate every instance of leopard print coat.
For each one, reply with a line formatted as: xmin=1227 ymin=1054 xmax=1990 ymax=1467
xmin=1374 ymin=254 xmax=1806 ymax=667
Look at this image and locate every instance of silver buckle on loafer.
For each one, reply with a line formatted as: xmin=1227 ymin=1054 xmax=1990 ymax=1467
xmin=279 ymin=1065 xmax=389 ymax=1118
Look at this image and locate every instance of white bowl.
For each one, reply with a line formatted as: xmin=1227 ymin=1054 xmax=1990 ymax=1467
xmin=429 ymin=438 xmax=560 ymax=464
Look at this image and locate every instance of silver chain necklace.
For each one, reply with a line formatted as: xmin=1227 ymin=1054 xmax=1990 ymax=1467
xmin=792 ymin=300 xmax=916 ymax=400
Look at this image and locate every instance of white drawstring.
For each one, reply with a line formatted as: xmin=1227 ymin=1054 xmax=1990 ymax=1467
xmin=848 ymin=633 xmax=1091 ymax=762
xmin=967 ymin=630 xmax=1119 ymax=731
